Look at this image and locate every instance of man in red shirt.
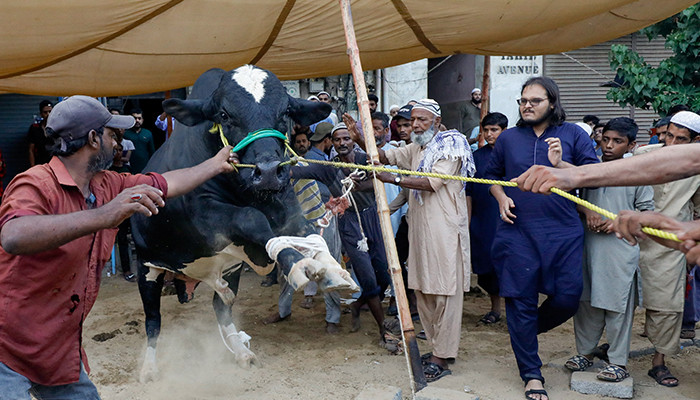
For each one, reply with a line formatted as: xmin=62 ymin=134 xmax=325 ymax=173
xmin=0 ymin=95 xmax=236 ymax=399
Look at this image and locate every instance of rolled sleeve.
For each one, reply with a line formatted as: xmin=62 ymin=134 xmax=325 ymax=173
xmin=119 ymin=172 xmax=169 ymax=198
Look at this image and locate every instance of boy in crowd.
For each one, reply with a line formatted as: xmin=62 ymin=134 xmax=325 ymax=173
xmin=467 ymin=112 xmax=508 ymax=324
xmin=565 ymin=117 xmax=654 ymax=381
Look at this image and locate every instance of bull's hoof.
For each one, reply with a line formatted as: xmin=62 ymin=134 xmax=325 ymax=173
xmin=318 ymin=268 xmax=360 ymax=293
xmin=287 ymin=259 xmax=313 ymax=291
xmin=139 ymin=363 xmax=159 ymax=383
xmin=235 ymin=350 xmax=261 ymax=369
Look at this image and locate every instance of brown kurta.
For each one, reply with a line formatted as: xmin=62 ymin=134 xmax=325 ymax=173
xmin=385 ymin=143 xmax=471 ymax=295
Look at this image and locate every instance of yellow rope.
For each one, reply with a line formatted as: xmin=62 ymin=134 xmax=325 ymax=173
xmin=216 ymin=129 xmax=680 ymax=243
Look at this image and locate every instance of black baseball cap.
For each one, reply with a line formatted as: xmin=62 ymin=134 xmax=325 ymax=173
xmin=395 ymin=104 xmax=413 ymax=121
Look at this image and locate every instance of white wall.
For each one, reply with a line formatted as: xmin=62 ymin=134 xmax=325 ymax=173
xmin=489 ymin=56 xmax=543 ymax=128
xmin=381 ymin=59 xmax=428 ymax=112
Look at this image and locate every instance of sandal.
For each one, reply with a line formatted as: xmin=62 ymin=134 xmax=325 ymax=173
xmin=648 ymin=365 xmax=679 ymax=387
xmin=597 ymin=364 xmax=629 ymax=382
xmin=524 ymin=388 xmax=548 ymax=400
xmin=565 ymin=354 xmax=593 ymax=371
xmin=680 ymin=329 xmax=696 ymax=339
xmin=479 ymin=311 xmax=502 ymax=324
xmin=423 ymin=361 xmax=451 ymax=382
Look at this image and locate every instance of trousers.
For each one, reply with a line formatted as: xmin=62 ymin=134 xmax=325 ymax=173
xmin=0 ymin=361 xmax=100 ymax=400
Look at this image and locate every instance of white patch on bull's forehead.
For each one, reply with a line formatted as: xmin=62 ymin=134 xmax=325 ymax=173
xmin=232 ymin=65 xmax=268 ymax=103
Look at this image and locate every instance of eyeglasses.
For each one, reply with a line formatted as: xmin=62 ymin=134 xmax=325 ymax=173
xmin=516 ymin=97 xmax=547 ymax=107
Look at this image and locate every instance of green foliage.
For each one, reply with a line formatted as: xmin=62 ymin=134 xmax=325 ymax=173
xmin=607 ymin=4 xmax=700 ymax=116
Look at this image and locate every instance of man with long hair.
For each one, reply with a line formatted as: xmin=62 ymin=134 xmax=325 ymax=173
xmin=484 ymin=77 xmax=599 ymax=400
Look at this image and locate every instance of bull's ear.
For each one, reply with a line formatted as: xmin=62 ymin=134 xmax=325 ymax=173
xmin=162 ymin=98 xmax=207 ymax=127
xmin=287 ymin=95 xmax=332 ymax=126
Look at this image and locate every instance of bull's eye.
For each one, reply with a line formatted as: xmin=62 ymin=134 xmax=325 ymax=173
xmin=220 ymin=112 xmax=229 ymax=121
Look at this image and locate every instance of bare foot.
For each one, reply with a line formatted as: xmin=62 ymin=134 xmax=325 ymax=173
xmin=326 ymin=322 xmax=339 ymax=334
xmin=350 ymin=304 xmax=361 ymax=332
xmin=262 ymin=312 xmax=288 ymax=325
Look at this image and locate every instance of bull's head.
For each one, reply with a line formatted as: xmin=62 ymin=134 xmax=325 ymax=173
xmin=163 ymin=65 xmax=331 ymax=194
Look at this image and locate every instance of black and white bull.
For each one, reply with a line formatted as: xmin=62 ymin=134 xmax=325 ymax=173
xmin=131 ymin=65 xmax=358 ymax=382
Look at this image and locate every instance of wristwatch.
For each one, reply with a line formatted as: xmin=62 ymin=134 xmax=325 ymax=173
xmin=393 ymin=176 xmax=402 ymax=185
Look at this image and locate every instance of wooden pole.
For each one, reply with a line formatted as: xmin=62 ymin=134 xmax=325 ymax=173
xmin=338 ymin=0 xmax=427 ymax=393
xmin=478 ymin=55 xmax=490 ymax=148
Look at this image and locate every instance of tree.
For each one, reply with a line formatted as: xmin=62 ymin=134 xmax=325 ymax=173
xmin=607 ymin=4 xmax=700 ymax=116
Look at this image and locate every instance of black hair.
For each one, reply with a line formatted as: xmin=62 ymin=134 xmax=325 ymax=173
xmin=655 ymin=116 xmax=672 ymax=128
xmin=593 ymin=122 xmax=606 ymax=131
xmin=603 ymin=117 xmax=637 ymax=142
xmin=130 ymin=108 xmax=143 ymax=115
xmin=368 ymin=93 xmax=379 ymax=103
xmin=46 ymin=127 xmax=91 ymax=156
xmin=582 ymin=115 xmax=599 ymax=125
xmin=516 ymin=76 xmax=566 ymax=128
xmin=670 ymin=122 xmax=699 ymax=140
xmin=481 ymin=112 xmax=508 ymax=129
xmin=108 ymin=108 xmax=121 ymax=115
xmin=39 ymin=100 xmax=53 ymax=111
xmin=371 ymin=111 xmax=390 ymax=129
xmin=293 ymin=131 xmax=309 ymax=141
xmin=668 ymin=104 xmax=691 ymax=116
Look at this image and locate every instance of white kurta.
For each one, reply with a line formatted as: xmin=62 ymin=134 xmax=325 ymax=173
xmin=580 ymin=185 xmax=653 ymax=313
xmin=385 ymin=143 xmax=471 ymax=295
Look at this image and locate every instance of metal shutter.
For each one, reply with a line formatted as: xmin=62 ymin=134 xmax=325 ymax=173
xmin=544 ymin=33 xmax=672 ymax=144
xmin=0 ymin=94 xmax=59 ymax=187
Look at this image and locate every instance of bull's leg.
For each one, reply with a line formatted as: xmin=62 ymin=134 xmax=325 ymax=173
xmin=137 ymin=263 xmax=166 ymax=383
xmin=212 ymin=265 xmax=260 ymax=368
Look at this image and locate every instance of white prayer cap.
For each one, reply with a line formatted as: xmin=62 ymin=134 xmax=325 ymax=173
xmin=389 ymin=104 xmax=400 ymax=111
xmin=412 ymin=99 xmax=441 ymax=117
xmin=575 ymin=122 xmax=593 ymax=135
xmin=307 ymin=95 xmax=320 ymax=102
xmin=471 ymin=88 xmax=481 ymax=94
xmin=331 ymin=122 xmax=348 ymax=135
xmin=670 ymin=110 xmax=700 ymax=133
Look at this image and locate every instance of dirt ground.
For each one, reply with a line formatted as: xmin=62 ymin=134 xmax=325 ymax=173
xmin=85 ymin=269 xmax=700 ymax=400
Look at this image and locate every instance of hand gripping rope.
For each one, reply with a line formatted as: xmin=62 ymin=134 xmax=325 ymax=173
xmin=213 ymin=123 xmax=680 ymax=243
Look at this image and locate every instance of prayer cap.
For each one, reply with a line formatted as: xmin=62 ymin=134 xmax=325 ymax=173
xmin=670 ymin=111 xmax=700 ymax=133
xmin=412 ymin=99 xmax=441 ymax=117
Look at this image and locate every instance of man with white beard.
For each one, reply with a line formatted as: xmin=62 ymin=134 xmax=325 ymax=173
xmin=344 ymin=99 xmax=474 ymax=383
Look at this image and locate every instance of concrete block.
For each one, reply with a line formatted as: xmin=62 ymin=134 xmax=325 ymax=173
xmin=415 ymin=386 xmax=480 ymax=400
xmin=355 ymin=384 xmax=402 ymax=400
xmin=570 ymin=371 xmax=633 ymax=399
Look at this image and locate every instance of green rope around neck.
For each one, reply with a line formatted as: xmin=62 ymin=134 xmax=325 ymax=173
xmin=209 ymin=123 xmax=288 ymax=153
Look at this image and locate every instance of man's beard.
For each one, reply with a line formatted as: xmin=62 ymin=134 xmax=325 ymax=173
xmin=411 ymin=122 xmax=436 ymax=147
xmin=520 ymin=107 xmax=553 ymax=127
xmin=87 ymin=140 xmax=114 ymax=173
xmin=472 ymin=97 xmax=482 ymax=105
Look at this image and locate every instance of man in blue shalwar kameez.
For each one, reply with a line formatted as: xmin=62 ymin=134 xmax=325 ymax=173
xmin=484 ymin=76 xmax=599 ymax=400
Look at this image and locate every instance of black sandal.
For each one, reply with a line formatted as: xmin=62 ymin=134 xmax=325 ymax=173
xmin=423 ymin=361 xmax=451 ymax=382
xmin=524 ymin=388 xmax=548 ymax=400
xmin=479 ymin=311 xmax=501 ymax=324
xmin=648 ymin=365 xmax=678 ymax=387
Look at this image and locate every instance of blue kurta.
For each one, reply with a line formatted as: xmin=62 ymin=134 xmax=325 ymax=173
xmin=468 ymin=145 xmax=499 ymax=275
xmin=484 ymin=122 xmax=599 ymax=298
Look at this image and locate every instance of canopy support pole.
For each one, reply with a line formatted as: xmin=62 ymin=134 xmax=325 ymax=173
xmin=478 ymin=55 xmax=490 ymax=148
xmin=338 ymin=0 xmax=427 ymax=394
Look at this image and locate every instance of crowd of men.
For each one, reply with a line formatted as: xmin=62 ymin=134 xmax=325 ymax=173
xmin=1 ymin=76 xmax=699 ymax=399
xmin=282 ymin=78 xmax=700 ymax=398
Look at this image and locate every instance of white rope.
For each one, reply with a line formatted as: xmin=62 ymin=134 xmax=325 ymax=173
xmin=340 ymin=170 xmax=369 ymax=252
xmin=217 ymin=324 xmax=252 ymax=355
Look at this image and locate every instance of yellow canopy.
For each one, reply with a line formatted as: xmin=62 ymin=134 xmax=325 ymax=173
xmin=0 ymin=0 xmax=693 ymax=96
